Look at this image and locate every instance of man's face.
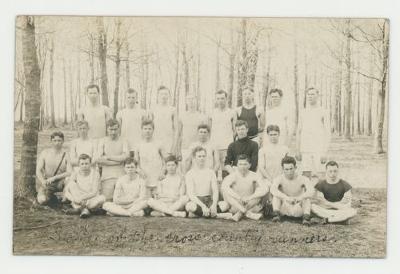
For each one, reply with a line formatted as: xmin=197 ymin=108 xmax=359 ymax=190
xmin=79 ymin=158 xmax=91 ymax=172
xmin=51 ymin=136 xmax=64 ymax=149
xmin=87 ymin=88 xmax=99 ymax=103
xmin=107 ymin=125 xmax=120 ymax=139
xmin=165 ymin=161 xmax=177 ymax=175
xmin=124 ymin=163 xmax=137 ymax=175
xmin=194 ymin=150 xmax=207 ymax=167
xmin=268 ymin=130 xmax=280 ymax=144
xmin=215 ymin=93 xmax=227 ymax=108
xmin=270 ymin=92 xmax=282 ymax=107
xmin=306 ymin=89 xmax=318 ymax=106
xmin=243 ymin=89 xmax=254 ymax=104
xmin=77 ymin=124 xmax=89 ymax=138
xmin=283 ymin=163 xmax=296 ymax=180
xmin=158 ymin=89 xmax=169 ymax=104
xmin=326 ymin=165 xmax=339 ymax=181
xmin=142 ymin=125 xmax=154 ymax=139
xmin=198 ymin=128 xmax=209 ymax=142
xmin=186 ymin=97 xmax=197 ymax=111
xmin=236 ymin=125 xmax=248 ymax=139
xmin=126 ymin=93 xmax=137 ymax=107
xmin=237 ymin=159 xmax=250 ymax=173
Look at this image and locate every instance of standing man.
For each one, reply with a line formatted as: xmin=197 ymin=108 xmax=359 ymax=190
xmin=210 ymin=90 xmax=236 ymax=180
xmin=224 ymin=120 xmax=259 ymax=174
xmin=116 ymin=88 xmax=148 ymax=154
xmin=95 ymin=119 xmax=129 ymax=201
xmin=296 ymin=87 xmax=331 ymax=180
xmin=36 ymin=132 xmax=72 ymax=205
xmin=69 ymin=120 xmax=96 ymax=170
xmin=236 ymin=88 xmax=264 ymax=144
xmin=77 ymin=84 xmax=112 ymax=141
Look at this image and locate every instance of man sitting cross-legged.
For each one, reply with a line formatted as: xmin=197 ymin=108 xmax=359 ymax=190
xmin=219 ymin=154 xmax=269 ymax=222
xmin=64 ymin=154 xmax=106 ymax=218
xmin=270 ymin=156 xmax=314 ymax=225
xmin=311 ymin=161 xmax=357 ymax=224
xmin=185 ymin=146 xmax=225 ymax=218
xmin=102 ymin=158 xmax=148 ymax=217
xmin=147 ymin=155 xmax=189 ymax=218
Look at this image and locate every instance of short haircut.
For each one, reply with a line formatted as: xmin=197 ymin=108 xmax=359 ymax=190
xmin=124 ymin=157 xmax=138 ymax=166
xmin=165 ymin=155 xmax=178 ymax=165
xmin=78 ymin=153 xmax=92 ymax=163
xmin=281 ymin=155 xmax=297 ymax=167
xmin=269 ymin=88 xmax=283 ymax=97
xmin=106 ymin=119 xmax=120 ymax=128
xmin=235 ymin=120 xmax=248 ymax=128
xmin=306 ymin=87 xmax=319 ymax=95
xmin=216 ymin=90 xmax=228 ymax=97
xmin=50 ymin=131 xmax=64 ymax=141
xmin=126 ymin=88 xmax=137 ymax=95
xmin=266 ymin=124 xmax=280 ymax=134
xmin=75 ymin=120 xmax=89 ymax=128
xmin=86 ymin=84 xmax=100 ymax=93
xmin=237 ymin=154 xmax=250 ymax=163
xmin=141 ymin=119 xmax=154 ymax=129
xmin=197 ymin=123 xmax=210 ymax=132
xmin=326 ymin=160 xmax=339 ymax=169
xmin=192 ymin=146 xmax=207 ymax=157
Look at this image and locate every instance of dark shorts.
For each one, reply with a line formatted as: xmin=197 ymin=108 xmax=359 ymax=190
xmin=193 ymin=195 xmax=222 ymax=217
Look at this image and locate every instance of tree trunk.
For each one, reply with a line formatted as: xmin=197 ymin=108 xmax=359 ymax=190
xmin=113 ymin=19 xmax=122 ymax=118
xmin=182 ymin=45 xmax=190 ymax=109
xmin=344 ymin=19 xmax=352 ymax=140
xmin=19 ymin=86 xmax=24 ymax=122
xmin=69 ymin=62 xmax=74 ymax=125
xmin=63 ymin=59 xmax=68 ymax=125
xmin=293 ymin=39 xmax=299 ymax=128
xmin=48 ymin=38 xmax=56 ymax=128
xmin=303 ymin=53 xmax=308 ymax=107
xmin=227 ymin=25 xmax=235 ymax=108
xmin=89 ymin=35 xmax=95 ymax=84
xmin=237 ymin=18 xmax=247 ymax=107
xmin=215 ymin=39 xmax=221 ymax=92
xmin=97 ymin=17 xmax=109 ymax=106
xmin=19 ymin=16 xmax=41 ymax=199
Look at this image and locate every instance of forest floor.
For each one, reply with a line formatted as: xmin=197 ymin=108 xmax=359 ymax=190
xmin=12 ymin=129 xmax=387 ymax=257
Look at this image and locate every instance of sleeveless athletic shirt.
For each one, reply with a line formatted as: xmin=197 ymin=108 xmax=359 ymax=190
xmin=238 ymin=106 xmax=258 ymax=138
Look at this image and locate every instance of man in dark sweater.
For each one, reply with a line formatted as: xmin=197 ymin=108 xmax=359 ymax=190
xmin=224 ymin=120 xmax=259 ymax=174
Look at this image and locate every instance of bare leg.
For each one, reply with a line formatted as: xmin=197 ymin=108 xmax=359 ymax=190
xmin=148 ymin=198 xmax=186 ymax=217
xmin=86 ymin=195 xmax=106 ymax=210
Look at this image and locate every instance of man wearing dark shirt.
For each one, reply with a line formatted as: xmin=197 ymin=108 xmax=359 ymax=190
xmin=311 ymin=161 xmax=357 ymax=224
xmin=224 ymin=120 xmax=258 ymax=174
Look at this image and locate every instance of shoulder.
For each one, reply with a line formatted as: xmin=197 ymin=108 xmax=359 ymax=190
xmin=314 ymin=179 xmax=327 ymax=190
xmin=339 ymin=179 xmax=352 ymax=191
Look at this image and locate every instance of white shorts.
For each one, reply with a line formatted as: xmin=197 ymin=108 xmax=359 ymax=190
xmin=280 ymin=200 xmax=304 ymax=218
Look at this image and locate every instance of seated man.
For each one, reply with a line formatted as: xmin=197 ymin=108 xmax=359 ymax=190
xmin=270 ymin=156 xmax=313 ymax=225
xmin=220 ymin=154 xmax=269 ymax=222
xmin=311 ymin=161 xmax=357 ymax=224
xmin=147 ymin=155 xmax=189 ymax=218
xmin=185 ymin=146 xmax=224 ymax=218
xmin=36 ymin=131 xmax=72 ymax=205
xmin=102 ymin=158 xmax=148 ymax=217
xmin=64 ymin=154 xmax=106 ymax=218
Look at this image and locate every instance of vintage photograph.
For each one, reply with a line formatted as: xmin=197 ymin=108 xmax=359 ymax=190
xmin=13 ymin=16 xmax=388 ymax=257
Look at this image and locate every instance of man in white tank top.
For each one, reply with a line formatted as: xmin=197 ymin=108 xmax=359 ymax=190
xmin=296 ymin=87 xmax=331 ymax=180
xmin=210 ymin=90 xmax=236 ymax=181
xmin=69 ymin=120 xmax=95 ymax=171
xmin=77 ymin=84 xmax=112 ymax=141
xmin=116 ymin=88 xmax=148 ymax=154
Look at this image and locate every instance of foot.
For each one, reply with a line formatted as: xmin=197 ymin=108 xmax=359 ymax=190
xmin=172 ymin=211 xmax=187 ymax=218
xmin=302 ymin=218 xmax=311 ymax=226
xmin=63 ymin=208 xmax=81 ymax=215
xmin=245 ymin=211 xmax=262 ymax=221
xmin=216 ymin=212 xmax=233 ymax=220
xmin=106 ymin=212 xmax=115 ymax=217
xmin=187 ymin=212 xmax=197 ymax=218
xmin=232 ymin=212 xmax=243 ymax=222
xmin=310 ymin=217 xmax=326 ymax=225
xmin=272 ymin=215 xmax=281 ymax=222
xmin=150 ymin=211 xmax=166 ymax=217
xmin=79 ymin=208 xmax=91 ymax=219
xmin=130 ymin=210 xmax=145 ymax=217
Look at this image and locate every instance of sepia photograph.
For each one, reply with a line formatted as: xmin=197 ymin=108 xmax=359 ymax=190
xmin=13 ymin=15 xmax=388 ymax=257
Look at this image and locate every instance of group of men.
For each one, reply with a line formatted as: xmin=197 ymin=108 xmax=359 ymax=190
xmin=35 ymin=84 xmax=357 ymax=224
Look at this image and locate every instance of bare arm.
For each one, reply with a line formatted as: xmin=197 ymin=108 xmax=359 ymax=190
xmin=47 ymin=153 xmax=72 ymax=182
xmin=212 ymin=148 xmax=220 ymax=172
xmin=185 ymin=173 xmax=208 ymax=209
xmin=246 ymin=174 xmax=269 ymax=200
xmin=257 ymin=149 xmax=271 ymax=180
xmin=211 ymin=174 xmax=219 ymax=208
xmin=221 ymin=174 xmax=241 ymax=200
xmin=317 ymin=190 xmax=352 ymax=209
xmin=179 ymin=177 xmax=186 ymax=197
xmin=270 ymin=178 xmax=291 ymax=201
xmin=224 ymin=144 xmax=235 ymax=174
xmin=35 ymin=151 xmax=47 ymax=185
xmin=297 ymin=178 xmax=315 ymax=200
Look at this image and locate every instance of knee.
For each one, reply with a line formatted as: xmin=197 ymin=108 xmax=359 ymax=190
xmin=218 ymin=201 xmax=230 ymax=212
xmin=180 ymin=195 xmax=189 ymax=204
xmin=147 ymin=198 xmax=155 ymax=207
xmin=185 ymin=201 xmax=197 ymax=212
xmin=37 ymin=193 xmax=48 ymax=205
xmin=102 ymin=202 xmax=113 ymax=211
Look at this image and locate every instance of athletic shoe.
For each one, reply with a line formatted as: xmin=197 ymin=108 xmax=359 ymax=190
xmin=80 ymin=208 xmax=91 ymax=219
xmin=302 ymin=218 xmax=311 ymax=226
xmin=130 ymin=210 xmax=145 ymax=217
xmin=63 ymin=208 xmax=81 ymax=215
xmin=187 ymin=212 xmax=197 ymax=218
xmin=246 ymin=211 xmax=262 ymax=220
xmin=232 ymin=212 xmax=243 ymax=222
xmin=272 ymin=215 xmax=281 ymax=222
xmin=216 ymin=212 xmax=233 ymax=220
xmin=172 ymin=211 xmax=187 ymax=218
xmin=150 ymin=211 xmax=166 ymax=217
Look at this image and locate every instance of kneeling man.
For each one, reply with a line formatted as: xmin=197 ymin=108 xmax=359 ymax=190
xmin=270 ymin=156 xmax=313 ymax=225
xmin=220 ymin=154 xmax=269 ymax=222
xmin=102 ymin=158 xmax=148 ymax=217
xmin=311 ymin=161 xmax=357 ymax=224
xmin=147 ymin=155 xmax=189 ymax=217
xmin=64 ymin=154 xmax=106 ymax=218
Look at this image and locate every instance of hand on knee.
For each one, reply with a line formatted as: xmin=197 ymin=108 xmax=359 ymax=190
xmin=37 ymin=194 xmax=48 ymax=205
xmin=218 ymin=201 xmax=230 ymax=212
xmin=185 ymin=202 xmax=197 ymax=212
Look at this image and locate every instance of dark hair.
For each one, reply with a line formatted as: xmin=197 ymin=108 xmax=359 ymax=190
xmin=165 ymin=155 xmax=178 ymax=165
xmin=269 ymin=88 xmax=283 ymax=97
xmin=141 ymin=119 xmax=154 ymax=129
xmin=50 ymin=131 xmax=64 ymax=141
xmin=126 ymin=88 xmax=137 ymax=95
xmin=215 ymin=90 xmax=228 ymax=97
xmin=266 ymin=124 xmax=280 ymax=134
xmin=197 ymin=123 xmax=210 ymax=132
xmin=281 ymin=155 xmax=297 ymax=167
xmin=326 ymin=161 xmax=339 ymax=169
xmin=78 ymin=153 xmax=91 ymax=163
xmin=124 ymin=157 xmax=138 ymax=166
xmin=305 ymin=87 xmax=319 ymax=95
xmin=106 ymin=119 xmax=120 ymax=128
xmin=237 ymin=154 xmax=250 ymax=163
xmin=235 ymin=120 xmax=248 ymax=128
xmin=192 ymin=146 xmax=207 ymax=157
xmin=86 ymin=84 xmax=100 ymax=94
